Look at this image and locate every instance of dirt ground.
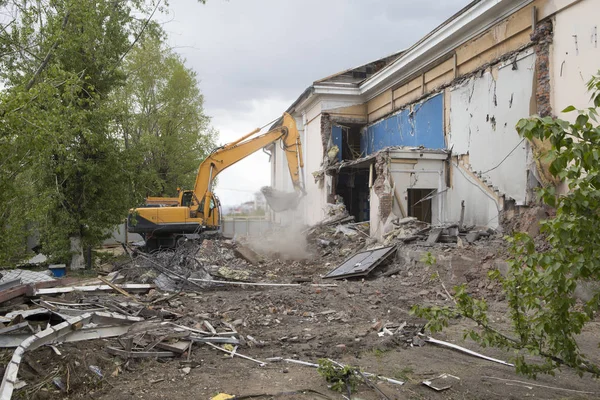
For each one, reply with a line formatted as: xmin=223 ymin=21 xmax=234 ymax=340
xmin=3 ymin=224 xmax=600 ymax=400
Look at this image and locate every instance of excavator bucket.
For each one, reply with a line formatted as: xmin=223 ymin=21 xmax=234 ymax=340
xmin=261 ymin=186 xmax=302 ymax=212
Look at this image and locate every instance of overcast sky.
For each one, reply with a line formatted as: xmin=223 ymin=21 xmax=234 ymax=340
xmin=162 ymin=0 xmax=470 ymax=207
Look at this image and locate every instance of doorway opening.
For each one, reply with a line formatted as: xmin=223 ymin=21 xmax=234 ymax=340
xmin=335 ymin=166 xmax=370 ymax=222
xmin=407 ymin=188 xmax=434 ymax=223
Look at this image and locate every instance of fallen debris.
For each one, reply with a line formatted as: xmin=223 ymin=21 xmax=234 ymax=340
xmin=423 ymin=373 xmax=460 ymax=391
xmin=33 ymin=283 xmax=154 ymax=296
xmin=323 ymin=246 xmax=396 ymax=280
xmin=0 ymin=312 xmax=141 ymax=400
xmin=282 ymin=358 xmax=404 ymax=386
xmin=481 ymin=376 xmax=598 ymax=395
xmin=420 ymin=334 xmax=514 ymax=367
xmin=188 ymin=278 xmax=336 ymax=287
xmin=0 ymin=269 xmax=53 ymax=285
xmin=106 ymin=346 xmax=176 ymax=358
xmin=233 ymin=245 xmax=260 ymax=266
xmin=205 ymin=342 xmax=266 ymax=366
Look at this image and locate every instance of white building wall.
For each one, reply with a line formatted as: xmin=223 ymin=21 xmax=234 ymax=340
xmin=447 ymin=164 xmax=502 ymax=228
xmin=270 ymin=101 xmax=327 ymax=226
xmin=552 ymin=0 xmax=600 ymax=120
xmin=449 ymin=49 xmax=535 ymax=205
xmin=300 ymin=111 xmax=327 ymax=226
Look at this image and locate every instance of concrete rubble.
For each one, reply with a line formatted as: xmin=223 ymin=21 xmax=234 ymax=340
xmin=0 ymin=208 xmax=596 ymax=399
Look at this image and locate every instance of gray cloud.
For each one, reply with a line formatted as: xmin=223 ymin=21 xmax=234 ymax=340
xmin=165 ymin=0 xmax=470 ymax=111
xmin=160 ymin=0 xmax=471 ymax=207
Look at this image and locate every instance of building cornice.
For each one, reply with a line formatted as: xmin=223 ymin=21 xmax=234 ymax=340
xmin=360 ymin=0 xmax=534 ymax=100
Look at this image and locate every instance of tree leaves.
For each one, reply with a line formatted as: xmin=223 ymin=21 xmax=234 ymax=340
xmin=0 ymin=0 xmax=216 ymax=264
xmin=413 ymin=73 xmax=600 ymax=378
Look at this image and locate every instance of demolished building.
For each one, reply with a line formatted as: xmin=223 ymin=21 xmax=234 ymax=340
xmin=269 ymin=0 xmax=597 ymax=238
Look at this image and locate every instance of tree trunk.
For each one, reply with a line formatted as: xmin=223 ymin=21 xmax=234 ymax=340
xmin=69 ymin=236 xmax=85 ymax=270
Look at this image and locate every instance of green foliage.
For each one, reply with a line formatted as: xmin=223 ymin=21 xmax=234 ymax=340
xmin=420 ymin=251 xmax=437 ymax=266
xmin=0 ymin=0 xmax=216 ymax=265
xmin=112 ymin=34 xmax=217 ymax=199
xmin=317 ymin=359 xmax=360 ymax=394
xmin=413 ymin=72 xmax=600 ymax=378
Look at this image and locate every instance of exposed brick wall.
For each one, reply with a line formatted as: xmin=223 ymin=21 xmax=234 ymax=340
xmin=320 ymin=113 xmax=332 ymax=164
xmin=372 ymin=152 xmax=392 ymax=220
xmin=531 ymin=20 xmax=553 ymax=117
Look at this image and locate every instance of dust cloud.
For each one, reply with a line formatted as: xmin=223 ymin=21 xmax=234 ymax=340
xmin=247 ymin=188 xmax=311 ymax=260
xmin=246 ymin=222 xmax=311 ymax=260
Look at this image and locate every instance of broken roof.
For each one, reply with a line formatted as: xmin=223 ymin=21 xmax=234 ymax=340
xmin=314 ymin=50 xmax=404 ymax=86
xmin=285 ymin=0 xmax=533 ymax=115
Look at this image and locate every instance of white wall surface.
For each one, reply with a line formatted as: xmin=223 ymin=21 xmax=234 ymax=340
xmin=447 ymin=164 xmax=501 ymax=228
xmin=552 ymin=0 xmax=600 ymax=120
xmin=300 ymin=113 xmax=327 ymax=226
xmin=449 ymin=49 xmax=535 ymax=205
xmin=270 ymin=104 xmax=326 ymax=226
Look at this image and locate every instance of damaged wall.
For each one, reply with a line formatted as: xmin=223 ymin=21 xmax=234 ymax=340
xmin=370 ymin=150 xmax=446 ymax=239
xmin=449 ymin=49 xmax=536 ymax=205
xmin=448 ymin=162 xmax=503 ymax=227
xmin=551 ymin=0 xmax=600 ymax=119
xmin=362 ymin=94 xmax=445 ymax=155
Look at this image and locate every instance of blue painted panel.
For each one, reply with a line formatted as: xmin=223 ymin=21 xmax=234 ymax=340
xmin=331 ymin=125 xmax=343 ymax=161
xmin=361 ymin=93 xmax=445 ymax=155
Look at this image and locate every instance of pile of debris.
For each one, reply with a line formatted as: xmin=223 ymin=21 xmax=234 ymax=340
xmin=383 ymin=217 xmax=497 ymax=247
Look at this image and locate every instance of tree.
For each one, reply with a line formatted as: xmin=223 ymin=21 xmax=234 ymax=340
xmin=0 ymin=0 xmax=171 ymax=266
xmin=412 ymin=72 xmax=600 ymax=378
xmin=112 ymin=34 xmax=217 ymax=200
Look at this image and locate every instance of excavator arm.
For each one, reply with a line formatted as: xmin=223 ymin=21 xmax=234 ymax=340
xmin=128 ymin=112 xmax=306 ymax=250
xmin=193 ymin=112 xmax=305 ymax=218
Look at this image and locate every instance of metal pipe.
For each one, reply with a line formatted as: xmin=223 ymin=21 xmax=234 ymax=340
xmin=225 ymin=128 xmax=260 ymax=148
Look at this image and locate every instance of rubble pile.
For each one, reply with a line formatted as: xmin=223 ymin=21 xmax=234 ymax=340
xmin=0 ymin=212 xmax=579 ymax=399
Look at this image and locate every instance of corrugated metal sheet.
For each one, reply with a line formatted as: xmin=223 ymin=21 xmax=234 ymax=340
xmin=221 ymin=218 xmax=274 ymax=238
xmin=361 ymin=94 xmax=445 ymax=155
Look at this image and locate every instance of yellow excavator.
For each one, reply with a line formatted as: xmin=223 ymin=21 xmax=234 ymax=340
xmin=127 ymin=113 xmax=306 ymax=251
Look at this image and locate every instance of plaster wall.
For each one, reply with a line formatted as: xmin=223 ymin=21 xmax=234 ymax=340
xmin=449 ymin=49 xmax=536 ymax=205
xmin=551 ymin=0 xmax=600 ymax=120
xmin=447 ymin=163 xmax=502 ymax=227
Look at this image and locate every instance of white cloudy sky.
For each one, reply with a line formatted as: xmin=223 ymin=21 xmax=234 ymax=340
xmin=162 ymin=0 xmax=470 ymax=207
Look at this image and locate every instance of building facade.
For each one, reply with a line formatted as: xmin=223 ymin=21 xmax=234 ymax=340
xmin=269 ymin=0 xmax=599 ymax=238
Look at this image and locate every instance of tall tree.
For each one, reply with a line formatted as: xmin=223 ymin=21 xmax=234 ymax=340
xmin=113 ymin=35 xmax=217 ymax=200
xmin=0 ymin=0 xmax=186 ymax=267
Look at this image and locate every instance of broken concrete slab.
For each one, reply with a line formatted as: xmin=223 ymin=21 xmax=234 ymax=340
xmin=233 ymin=245 xmax=260 ymax=265
xmin=423 ymin=373 xmax=460 ymax=391
xmin=465 ymin=231 xmax=480 ymax=243
xmin=427 ymin=228 xmax=443 ymax=244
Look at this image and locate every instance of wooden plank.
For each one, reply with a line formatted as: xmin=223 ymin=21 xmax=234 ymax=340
xmin=34 ymin=284 xmax=154 ymax=296
xmin=188 ymin=336 xmax=240 ymax=345
xmin=98 ymin=276 xmax=142 ymax=302
xmin=155 ymin=340 xmax=192 ymax=354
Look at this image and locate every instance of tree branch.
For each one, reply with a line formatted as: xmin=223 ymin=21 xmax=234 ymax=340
xmin=25 ymin=10 xmax=70 ymax=91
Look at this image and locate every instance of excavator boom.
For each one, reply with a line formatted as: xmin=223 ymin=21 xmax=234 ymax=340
xmin=128 ymin=112 xmax=305 ymax=251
